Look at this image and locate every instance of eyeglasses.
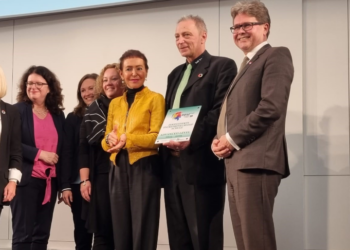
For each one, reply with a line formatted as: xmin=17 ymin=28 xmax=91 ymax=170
xmin=26 ymin=81 xmax=48 ymax=88
xmin=230 ymin=22 xmax=264 ymax=34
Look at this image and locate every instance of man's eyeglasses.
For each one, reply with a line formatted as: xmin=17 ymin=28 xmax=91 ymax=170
xmin=230 ymin=22 xmax=264 ymax=34
xmin=26 ymin=81 xmax=48 ymax=88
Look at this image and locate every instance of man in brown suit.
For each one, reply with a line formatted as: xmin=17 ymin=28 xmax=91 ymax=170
xmin=212 ymin=1 xmax=294 ymax=250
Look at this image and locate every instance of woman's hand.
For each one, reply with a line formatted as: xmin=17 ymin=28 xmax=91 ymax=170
xmin=107 ymin=125 xmax=119 ymax=146
xmin=80 ymin=181 xmax=91 ymax=202
xmin=39 ymin=150 xmax=59 ymax=165
xmin=107 ymin=134 xmax=126 ymax=153
xmin=3 ymin=182 xmax=17 ymax=202
xmin=62 ymin=190 xmax=73 ymax=207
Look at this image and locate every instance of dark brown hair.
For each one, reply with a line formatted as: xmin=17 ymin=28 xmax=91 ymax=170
xmin=73 ymin=73 xmax=98 ymax=117
xmin=119 ymin=50 xmax=149 ymax=71
xmin=17 ymin=65 xmax=64 ymax=115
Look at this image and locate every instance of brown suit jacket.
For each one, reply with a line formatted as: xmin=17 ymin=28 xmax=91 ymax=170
xmin=225 ymin=44 xmax=294 ymax=177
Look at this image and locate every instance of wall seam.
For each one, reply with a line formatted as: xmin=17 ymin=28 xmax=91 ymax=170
xmin=11 ymin=19 xmax=15 ymax=105
xmin=218 ymin=0 xmax=220 ymax=56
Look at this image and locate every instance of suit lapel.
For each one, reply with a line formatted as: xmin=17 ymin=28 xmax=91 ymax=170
xmin=51 ymin=113 xmax=62 ymax=150
xmin=226 ymin=44 xmax=271 ymax=97
xmin=25 ymin=103 xmax=36 ymax=145
xmin=183 ymin=51 xmax=210 ymax=93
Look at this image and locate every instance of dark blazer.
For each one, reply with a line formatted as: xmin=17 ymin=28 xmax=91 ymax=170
xmin=225 ymin=44 xmax=294 ymax=177
xmin=0 ymin=100 xmax=22 ymax=205
xmin=14 ymin=102 xmax=65 ymax=188
xmin=61 ymin=112 xmax=82 ymax=190
xmin=161 ymin=50 xmax=237 ymax=186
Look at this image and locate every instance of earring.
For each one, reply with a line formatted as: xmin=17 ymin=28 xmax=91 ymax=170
xmin=122 ymin=79 xmax=125 ymax=84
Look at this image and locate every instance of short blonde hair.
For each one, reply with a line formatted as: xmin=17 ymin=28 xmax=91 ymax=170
xmin=0 ymin=66 xmax=7 ymax=99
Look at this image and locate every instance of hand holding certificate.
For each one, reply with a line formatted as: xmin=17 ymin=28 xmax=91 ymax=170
xmin=156 ymin=106 xmax=201 ymax=144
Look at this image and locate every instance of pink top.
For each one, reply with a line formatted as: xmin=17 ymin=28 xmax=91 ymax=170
xmin=32 ymin=112 xmax=58 ymax=205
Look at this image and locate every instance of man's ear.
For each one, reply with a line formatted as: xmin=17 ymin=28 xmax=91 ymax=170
xmin=201 ymin=31 xmax=207 ymax=44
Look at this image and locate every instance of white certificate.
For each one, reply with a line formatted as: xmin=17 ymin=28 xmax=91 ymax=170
xmin=156 ymin=106 xmax=201 ymax=144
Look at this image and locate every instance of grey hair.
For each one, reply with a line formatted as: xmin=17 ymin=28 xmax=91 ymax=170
xmin=231 ymin=1 xmax=271 ymax=37
xmin=177 ymin=15 xmax=207 ymax=33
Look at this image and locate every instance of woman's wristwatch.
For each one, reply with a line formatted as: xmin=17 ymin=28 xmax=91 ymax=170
xmin=80 ymin=179 xmax=90 ymax=186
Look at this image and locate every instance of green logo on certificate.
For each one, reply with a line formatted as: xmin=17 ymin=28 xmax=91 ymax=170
xmin=156 ymin=106 xmax=202 ymax=143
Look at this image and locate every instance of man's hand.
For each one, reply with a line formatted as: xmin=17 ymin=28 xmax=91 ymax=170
xmin=212 ymin=135 xmax=234 ymax=158
xmin=80 ymin=181 xmax=92 ymax=202
xmin=3 ymin=182 xmax=17 ymax=202
xmin=163 ymin=140 xmax=190 ymax=151
xmin=62 ymin=190 xmax=73 ymax=207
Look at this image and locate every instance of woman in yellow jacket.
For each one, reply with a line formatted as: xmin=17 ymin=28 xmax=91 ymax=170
xmin=101 ymin=49 xmax=165 ymax=250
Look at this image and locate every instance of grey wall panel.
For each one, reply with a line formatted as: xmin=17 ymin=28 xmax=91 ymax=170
xmin=304 ymin=0 xmax=350 ymax=176
xmin=305 ymin=176 xmax=350 ymax=250
xmin=0 ymin=20 xmax=14 ymax=104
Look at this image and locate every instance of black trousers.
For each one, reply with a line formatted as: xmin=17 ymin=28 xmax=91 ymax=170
xmin=11 ymin=177 xmax=57 ymax=250
xmin=88 ymin=173 xmax=114 ymax=250
xmin=109 ymin=150 xmax=161 ymax=250
xmin=70 ymin=184 xmax=93 ymax=250
xmin=164 ymin=156 xmax=225 ymax=250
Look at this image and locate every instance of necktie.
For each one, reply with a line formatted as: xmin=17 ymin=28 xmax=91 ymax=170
xmin=217 ymin=56 xmax=249 ymax=137
xmin=172 ymin=63 xmax=192 ymax=109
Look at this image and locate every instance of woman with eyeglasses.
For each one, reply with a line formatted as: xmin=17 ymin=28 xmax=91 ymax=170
xmin=60 ymin=73 xmax=97 ymax=250
xmin=11 ymin=65 xmax=65 ymax=250
xmin=79 ymin=63 xmax=124 ymax=250
xmin=0 ymin=66 xmax=22 ymax=216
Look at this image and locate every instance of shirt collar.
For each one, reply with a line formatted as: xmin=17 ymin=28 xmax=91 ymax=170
xmin=246 ymin=41 xmax=269 ymax=60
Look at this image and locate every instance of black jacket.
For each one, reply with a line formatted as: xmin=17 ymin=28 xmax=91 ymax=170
xmin=160 ymin=51 xmax=237 ymax=186
xmin=0 ymin=100 xmax=22 ymax=205
xmin=61 ymin=112 xmax=82 ymax=190
xmin=14 ymin=102 xmax=65 ymax=189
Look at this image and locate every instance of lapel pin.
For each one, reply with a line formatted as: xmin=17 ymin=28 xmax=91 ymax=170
xmin=249 ymin=61 xmax=252 ymax=65
xmin=1 ymin=110 xmax=5 ymax=114
xmin=198 ymin=73 xmax=203 ymax=78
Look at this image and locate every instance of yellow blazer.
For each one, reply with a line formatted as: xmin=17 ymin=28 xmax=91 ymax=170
xmin=102 ymin=86 xmax=165 ymax=164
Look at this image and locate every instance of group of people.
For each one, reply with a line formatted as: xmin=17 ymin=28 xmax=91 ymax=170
xmin=0 ymin=1 xmax=294 ymax=250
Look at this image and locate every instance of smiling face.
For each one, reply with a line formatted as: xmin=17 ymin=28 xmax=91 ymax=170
xmin=175 ymin=19 xmax=207 ymax=63
xmin=26 ymin=73 xmax=50 ymax=104
xmin=120 ymin=57 xmax=148 ymax=89
xmin=80 ymin=78 xmax=95 ymax=106
xmin=233 ymin=13 xmax=268 ymax=54
xmin=103 ymin=68 xmax=123 ymax=99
